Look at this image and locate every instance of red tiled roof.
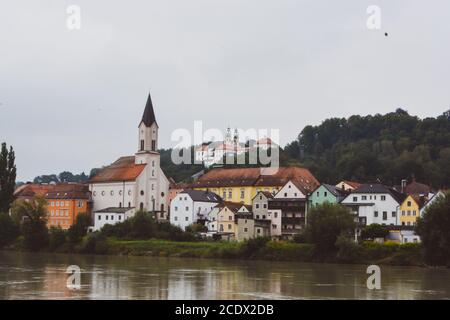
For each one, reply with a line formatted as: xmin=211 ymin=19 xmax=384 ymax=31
xmin=192 ymin=167 xmax=319 ymax=194
xmin=405 ymin=181 xmax=431 ymax=196
xmin=341 ymin=180 xmax=362 ymax=189
xmin=89 ymin=156 xmax=146 ymax=183
xmin=45 ymin=183 xmax=90 ymax=200
xmin=14 ymin=184 xmax=55 ymax=198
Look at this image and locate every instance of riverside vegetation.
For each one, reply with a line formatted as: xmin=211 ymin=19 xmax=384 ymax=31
xmin=3 ymin=198 xmax=449 ymax=267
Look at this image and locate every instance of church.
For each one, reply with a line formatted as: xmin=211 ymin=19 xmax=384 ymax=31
xmin=89 ymin=93 xmax=170 ymax=230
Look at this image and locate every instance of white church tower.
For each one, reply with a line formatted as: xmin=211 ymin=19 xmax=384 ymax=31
xmin=134 ymin=93 xmax=169 ymax=217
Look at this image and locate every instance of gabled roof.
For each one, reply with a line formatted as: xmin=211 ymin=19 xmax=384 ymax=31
xmin=338 ymin=180 xmax=361 ymax=189
xmin=217 ymin=201 xmax=245 ymax=213
xmin=45 ymin=183 xmax=90 ymax=200
xmin=252 ymin=190 xmax=274 ymax=201
xmin=140 ymin=92 xmax=157 ymax=127
xmin=352 ymin=183 xmax=407 ymax=204
xmin=180 ymin=189 xmax=222 ymax=203
xmin=321 ymin=183 xmax=350 ymax=197
xmin=88 ymin=156 xmax=146 ymax=183
xmin=405 ymin=181 xmax=431 ymax=196
xmin=192 ymin=167 xmax=319 ymax=194
xmin=14 ymin=184 xmax=55 ymax=198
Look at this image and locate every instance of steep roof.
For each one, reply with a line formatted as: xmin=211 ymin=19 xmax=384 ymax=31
xmin=192 ymin=167 xmax=319 ymax=194
xmin=14 ymin=184 xmax=55 ymax=198
xmin=322 ymin=183 xmax=350 ymax=197
xmin=180 ymin=189 xmax=222 ymax=203
xmin=45 ymin=183 xmax=90 ymax=200
xmin=217 ymin=201 xmax=245 ymax=213
xmin=338 ymin=180 xmax=361 ymax=189
xmin=352 ymin=183 xmax=407 ymax=204
xmin=140 ymin=93 xmax=157 ymax=127
xmin=405 ymin=181 xmax=431 ymax=196
xmin=89 ymin=156 xmax=146 ymax=183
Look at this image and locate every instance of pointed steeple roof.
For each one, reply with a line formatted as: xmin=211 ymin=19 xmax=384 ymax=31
xmin=140 ymin=92 xmax=157 ymax=127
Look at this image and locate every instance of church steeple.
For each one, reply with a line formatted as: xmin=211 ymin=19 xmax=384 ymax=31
xmin=137 ymin=92 xmax=159 ymax=155
xmin=140 ymin=92 xmax=158 ymax=127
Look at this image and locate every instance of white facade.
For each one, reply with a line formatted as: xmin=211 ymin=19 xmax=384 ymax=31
xmin=341 ymin=192 xmax=400 ymax=226
xmin=420 ymin=191 xmax=445 ymax=216
xmin=93 ymin=208 xmax=136 ymax=231
xmin=170 ymin=192 xmax=220 ymax=230
xmin=89 ymin=94 xmax=170 ymax=222
xmin=274 ymin=181 xmax=306 ymax=199
xmin=206 ymin=206 xmax=220 ymax=233
xmin=267 ymin=209 xmax=282 ymax=237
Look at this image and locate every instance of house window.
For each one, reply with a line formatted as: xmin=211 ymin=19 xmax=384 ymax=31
xmin=128 ymin=202 xmax=131 ymax=208
xmin=174 ymin=216 xmax=178 ymax=221
xmin=228 ymin=224 xmax=232 ymax=230
xmin=98 ymin=215 xmax=101 ymax=220
xmin=255 ymin=204 xmax=259 ymax=209
xmin=383 ymin=211 xmax=387 ymax=220
xmin=106 ymin=215 xmax=109 ymax=220
xmin=381 ymin=195 xmax=386 ymax=201
xmin=185 ymin=217 xmax=188 ymax=221
xmin=402 ymin=210 xmax=405 ymax=216
xmin=413 ymin=210 xmax=416 ymax=216
xmin=316 ymin=192 xmax=319 ymax=197
xmin=284 ymin=193 xmax=288 ymax=197
xmin=140 ymin=140 xmax=145 ymax=151
xmin=151 ymin=140 xmax=156 ymax=151
xmin=118 ymin=216 xmax=122 ymax=221
xmin=140 ymin=203 xmax=144 ymax=210
xmin=392 ymin=211 xmax=396 ymax=217
xmin=229 ymin=216 xmax=232 ymax=221
xmin=263 ymin=204 xmax=267 ymax=209
xmin=407 ymin=210 xmax=411 ymax=216
xmin=274 ymin=212 xmax=278 ymax=218
xmin=374 ymin=211 xmax=378 ymax=217
xmin=119 ymin=202 xmax=122 ymax=208
xmin=353 ymin=196 xmax=357 ymax=202
xmin=175 ymin=206 xmax=178 ymax=211
xmin=244 ymin=227 xmax=248 ymax=232
xmin=140 ymin=190 xmax=144 ymax=196
xmin=240 ymin=189 xmax=245 ymax=199
xmin=228 ymin=189 xmax=232 ymax=198
xmin=257 ymin=229 xmax=261 ymax=234
xmin=407 ymin=201 xmax=412 ymax=206
xmin=362 ymin=195 xmax=367 ymax=200
xmin=185 ymin=206 xmax=189 ymax=211
xmin=324 ymin=192 xmax=328 ymax=197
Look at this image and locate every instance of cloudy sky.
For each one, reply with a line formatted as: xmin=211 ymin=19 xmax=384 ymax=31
xmin=1 ymin=0 xmax=449 ymax=181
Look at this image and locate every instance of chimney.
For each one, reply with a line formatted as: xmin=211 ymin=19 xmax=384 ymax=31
xmin=401 ymin=179 xmax=407 ymax=193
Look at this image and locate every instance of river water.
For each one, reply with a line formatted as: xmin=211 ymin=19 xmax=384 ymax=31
xmin=0 ymin=251 xmax=449 ymax=299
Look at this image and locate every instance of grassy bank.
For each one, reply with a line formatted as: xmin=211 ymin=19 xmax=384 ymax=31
xmin=66 ymin=236 xmax=424 ymax=266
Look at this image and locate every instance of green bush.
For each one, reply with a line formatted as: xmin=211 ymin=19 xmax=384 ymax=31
xmin=21 ymin=219 xmax=48 ymax=251
xmin=0 ymin=213 xmax=20 ymax=247
xmin=48 ymin=227 xmax=67 ymax=251
xmin=335 ymin=235 xmax=362 ymax=263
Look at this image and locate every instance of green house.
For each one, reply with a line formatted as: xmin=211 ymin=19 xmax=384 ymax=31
xmin=308 ymin=184 xmax=349 ymax=207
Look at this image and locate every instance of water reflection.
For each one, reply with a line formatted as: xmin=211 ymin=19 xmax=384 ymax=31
xmin=0 ymin=252 xmax=449 ymax=300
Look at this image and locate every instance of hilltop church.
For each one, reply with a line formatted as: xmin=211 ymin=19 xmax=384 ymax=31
xmin=89 ymin=93 xmax=170 ymax=230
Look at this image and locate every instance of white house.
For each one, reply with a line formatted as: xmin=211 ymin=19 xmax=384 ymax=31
xmin=341 ymin=184 xmax=406 ymax=226
xmin=89 ymin=93 xmax=171 ymax=227
xmin=206 ymin=206 xmax=221 ymax=233
xmin=93 ymin=207 xmax=136 ymax=231
xmin=420 ymin=190 xmax=446 ymax=216
xmin=170 ymin=190 xmax=222 ymax=230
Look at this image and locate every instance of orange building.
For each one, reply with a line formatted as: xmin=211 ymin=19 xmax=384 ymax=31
xmin=44 ymin=184 xmax=92 ymax=229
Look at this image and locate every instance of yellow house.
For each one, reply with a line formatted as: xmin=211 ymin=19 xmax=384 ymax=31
xmin=192 ymin=167 xmax=319 ymax=205
xmin=399 ymin=195 xmax=423 ymax=226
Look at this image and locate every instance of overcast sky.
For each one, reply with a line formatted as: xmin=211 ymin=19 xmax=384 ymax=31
xmin=1 ymin=0 xmax=449 ymax=182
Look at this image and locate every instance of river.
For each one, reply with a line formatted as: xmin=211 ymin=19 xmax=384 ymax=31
xmin=0 ymin=251 xmax=449 ymax=299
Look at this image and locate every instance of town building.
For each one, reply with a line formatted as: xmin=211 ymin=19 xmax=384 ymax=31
xmin=399 ymin=195 xmax=424 ymax=226
xmin=341 ymin=183 xmax=406 ymax=226
xmin=93 ymin=207 xmax=136 ymax=231
xmin=236 ymin=211 xmax=255 ymax=241
xmin=45 ymin=183 xmax=92 ymax=230
xmin=309 ymin=183 xmax=349 ymax=207
xmin=268 ymin=180 xmax=308 ymax=239
xmin=216 ymin=202 xmax=246 ymax=239
xmin=14 ymin=183 xmax=55 ymax=202
xmin=335 ymin=180 xmax=361 ymax=192
xmin=170 ymin=190 xmax=222 ymax=230
xmin=88 ymin=93 xmax=171 ymax=227
xmin=420 ymin=190 xmax=446 ymax=216
xmin=192 ymin=167 xmax=319 ymax=205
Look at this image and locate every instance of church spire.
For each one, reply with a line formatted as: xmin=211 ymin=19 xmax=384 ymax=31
xmin=141 ymin=92 xmax=157 ymax=127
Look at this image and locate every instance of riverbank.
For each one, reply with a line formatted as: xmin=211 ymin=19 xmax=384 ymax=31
xmin=5 ymin=236 xmax=425 ymax=266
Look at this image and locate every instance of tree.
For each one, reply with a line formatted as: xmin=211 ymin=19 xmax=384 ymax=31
xmin=360 ymin=224 xmax=389 ymax=241
xmin=11 ymin=196 xmax=49 ymax=251
xmin=416 ymin=193 xmax=450 ymax=266
xmin=306 ymin=203 xmax=356 ymax=255
xmin=0 ymin=212 xmax=20 ymax=247
xmin=67 ymin=213 xmax=92 ymax=244
xmin=0 ymin=142 xmax=17 ymax=213
xmin=185 ymin=223 xmax=208 ymax=233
